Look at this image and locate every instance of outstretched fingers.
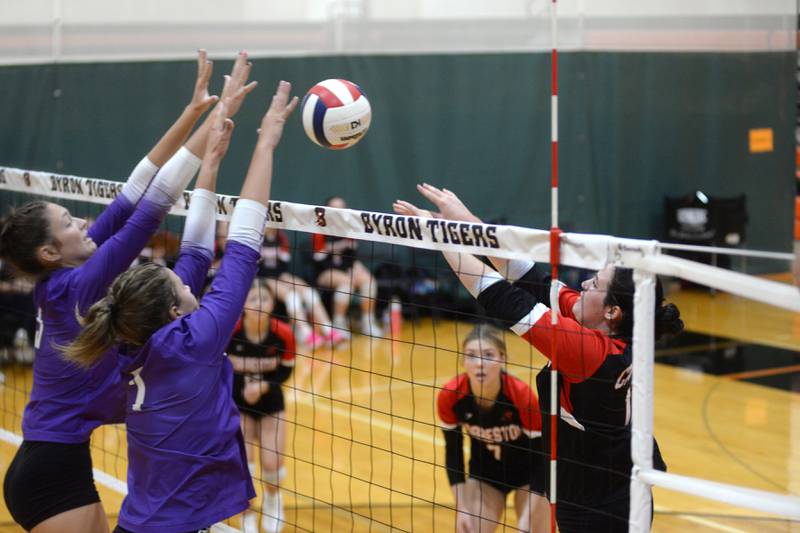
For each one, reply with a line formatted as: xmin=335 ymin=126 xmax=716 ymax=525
xmin=393 ymin=200 xmax=436 ymax=219
xmin=190 ymin=49 xmax=218 ymax=113
xmin=268 ymin=81 xmax=299 ymax=118
xmin=417 ymin=183 xmax=448 ymax=207
xmin=219 ymin=51 xmax=257 ymax=117
xmin=257 ymin=81 xmax=298 ymax=149
xmin=196 ymin=49 xmax=212 ymax=84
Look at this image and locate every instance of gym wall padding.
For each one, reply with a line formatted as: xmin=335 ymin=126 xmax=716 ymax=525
xmin=0 ymin=51 xmax=794 ymax=258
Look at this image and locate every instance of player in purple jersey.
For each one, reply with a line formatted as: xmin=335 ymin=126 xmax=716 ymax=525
xmin=64 ymin=80 xmax=299 ymax=533
xmin=395 ymin=185 xmax=682 ymax=533
xmin=0 ymin=49 xmax=259 ymax=533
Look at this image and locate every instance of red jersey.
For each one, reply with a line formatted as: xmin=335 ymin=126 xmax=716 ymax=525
xmin=437 ymin=371 xmax=542 ymax=489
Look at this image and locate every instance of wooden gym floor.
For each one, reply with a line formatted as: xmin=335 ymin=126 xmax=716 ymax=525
xmin=0 ymin=278 xmax=798 ymax=532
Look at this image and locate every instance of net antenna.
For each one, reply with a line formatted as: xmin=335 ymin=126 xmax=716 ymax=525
xmin=547 ymin=0 xmax=561 ymax=531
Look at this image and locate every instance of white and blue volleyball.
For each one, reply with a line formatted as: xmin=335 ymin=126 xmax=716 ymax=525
xmin=301 ymin=79 xmax=371 ymax=150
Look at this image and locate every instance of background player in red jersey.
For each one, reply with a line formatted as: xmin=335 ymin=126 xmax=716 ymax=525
xmin=437 ymin=324 xmax=549 ymax=533
xmin=228 ymin=278 xmax=296 ymax=533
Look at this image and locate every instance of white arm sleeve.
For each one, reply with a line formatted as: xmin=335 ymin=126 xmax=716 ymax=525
xmin=143 ymin=147 xmax=201 ymax=210
xmin=181 ymin=189 xmax=217 ymax=253
xmin=227 ymin=199 xmax=267 ymax=252
xmin=120 ymin=156 xmax=159 ymax=204
xmin=505 ymin=259 xmax=536 ymax=282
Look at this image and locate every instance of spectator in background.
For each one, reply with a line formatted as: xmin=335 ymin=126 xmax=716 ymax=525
xmin=136 ymin=230 xmax=180 ymax=267
xmin=0 ymin=260 xmax=35 ymax=363
xmin=258 ymin=228 xmax=346 ymax=348
xmin=228 ymin=279 xmax=295 ymax=533
xmin=312 ymin=196 xmax=382 ymax=338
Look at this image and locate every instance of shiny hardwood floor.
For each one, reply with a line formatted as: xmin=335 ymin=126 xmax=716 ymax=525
xmin=0 ymin=279 xmax=798 ymax=532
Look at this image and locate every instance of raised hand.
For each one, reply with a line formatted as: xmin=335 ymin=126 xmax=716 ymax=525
xmin=188 ymin=49 xmax=219 ymax=114
xmin=220 ymin=51 xmax=258 ymax=118
xmin=392 ymin=199 xmax=438 ymax=220
xmin=257 ymin=81 xmax=299 ymax=150
xmin=145 ymin=49 xmax=220 ymax=166
xmin=415 ymin=183 xmax=481 ymax=223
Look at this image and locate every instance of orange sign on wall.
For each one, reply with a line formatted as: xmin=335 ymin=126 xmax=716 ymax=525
xmin=748 ymin=128 xmax=773 ymax=153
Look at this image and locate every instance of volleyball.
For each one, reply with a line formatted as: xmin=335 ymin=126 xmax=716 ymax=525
xmin=301 ymin=79 xmax=371 ymax=149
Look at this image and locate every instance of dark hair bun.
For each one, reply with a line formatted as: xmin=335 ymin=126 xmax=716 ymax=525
xmin=655 ymin=303 xmax=684 ymax=339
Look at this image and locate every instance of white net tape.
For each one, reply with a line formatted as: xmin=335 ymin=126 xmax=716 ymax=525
xmin=3 ymin=166 xmax=797 ymax=313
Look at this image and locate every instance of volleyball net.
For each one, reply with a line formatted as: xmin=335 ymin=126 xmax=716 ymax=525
xmin=1 ymin=166 xmax=799 ymax=532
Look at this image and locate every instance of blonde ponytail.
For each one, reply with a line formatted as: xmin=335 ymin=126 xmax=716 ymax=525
xmin=62 ymin=296 xmax=118 ymax=367
xmin=61 ymin=263 xmax=178 ymax=367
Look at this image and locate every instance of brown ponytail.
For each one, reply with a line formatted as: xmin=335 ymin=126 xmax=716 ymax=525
xmin=0 ymin=201 xmax=53 ymax=277
xmin=62 ymin=263 xmax=178 ymax=367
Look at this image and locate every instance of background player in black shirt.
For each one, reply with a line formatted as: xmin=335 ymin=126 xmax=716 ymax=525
xmin=438 ymin=324 xmax=549 ymax=533
xmin=258 ymin=227 xmax=346 ymax=348
xmin=312 ymin=196 xmax=382 ymax=338
xmin=228 ymin=279 xmax=296 ymax=533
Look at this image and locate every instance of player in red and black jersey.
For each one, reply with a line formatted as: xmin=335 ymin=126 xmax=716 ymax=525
xmin=438 ymin=324 xmax=550 ymax=533
xmin=311 ymin=196 xmax=382 ymax=338
xmin=259 ymin=228 xmax=345 ymax=348
xmin=395 ymin=185 xmax=683 ymax=533
xmin=227 ymin=278 xmax=295 ymax=533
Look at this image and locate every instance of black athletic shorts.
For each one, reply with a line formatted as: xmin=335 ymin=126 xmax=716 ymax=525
xmin=233 ymin=374 xmax=285 ymax=418
xmin=4 ymin=440 xmax=100 ymax=530
xmin=468 ymin=449 xmax=545 ymax=496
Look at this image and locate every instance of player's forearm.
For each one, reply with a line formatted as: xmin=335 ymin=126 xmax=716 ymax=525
xmin=443 ymin=252 xmax=504 ymax=299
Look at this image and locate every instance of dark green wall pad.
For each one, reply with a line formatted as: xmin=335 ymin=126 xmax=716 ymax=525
xmin=0 ymin=52 xmax=794 ymax=265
